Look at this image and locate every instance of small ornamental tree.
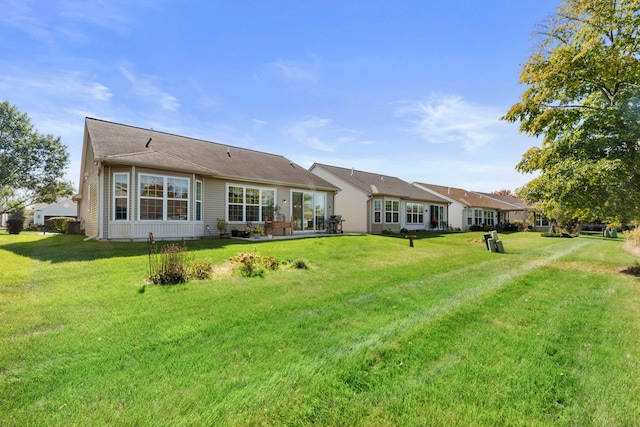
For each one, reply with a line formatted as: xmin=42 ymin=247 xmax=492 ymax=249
xmin=6 ymin=208 xmax=25 ymax=234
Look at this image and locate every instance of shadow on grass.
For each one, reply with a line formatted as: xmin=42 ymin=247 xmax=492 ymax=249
xmin=380 ymin=231 xmax=461 ymax=241
xmin=0 ymin=232 xmax=247 ymax=263
xmin=380 ymin=230 xmax=525 ymax=242
xmin=620 ymin=265 xmax=640 ymax=276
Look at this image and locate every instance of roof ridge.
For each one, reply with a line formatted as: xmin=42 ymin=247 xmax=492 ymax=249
xmin=85 ymin=117 xmax=291 ymax=160
xmin=316 ymin=162 xmax=404 ymax=181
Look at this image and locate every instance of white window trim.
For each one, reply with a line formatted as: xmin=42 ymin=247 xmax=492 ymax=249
xmin=226 ymin=184 xmax=276 ymax=223
xmin=384 ymin=198 xmax=400 ymax=224
xmin=406 ymin=202 xmax=424 ymax=225
xmin=113 ymin=172 xmax=129 ymax=221
xmin=372 ymin=199 xmax=382 ymax=224
xmin=138 ymin=173 xmax=190 ymax=221
xmin=195 ymin=180 xmax=203 ymax=222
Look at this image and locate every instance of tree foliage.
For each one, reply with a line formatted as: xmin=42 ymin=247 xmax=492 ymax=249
xmin=503 ymin=0 xmax=640 ymax=225
xmin=0 ymin=101 xmax=72 ymax=214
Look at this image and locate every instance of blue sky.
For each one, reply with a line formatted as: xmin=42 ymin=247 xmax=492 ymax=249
xmin=1 ymin=0 xmax=560 ymax=192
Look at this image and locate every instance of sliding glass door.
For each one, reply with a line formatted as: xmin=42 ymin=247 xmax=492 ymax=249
xmin=292 ymin=191 xmax=326 ymax=231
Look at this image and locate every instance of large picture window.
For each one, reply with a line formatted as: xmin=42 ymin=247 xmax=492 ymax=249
xmin=406 ymin=203 xmax=424 ymax=224
xmin=227 ymin=185 xmax=275 ymax=223
xmin=113 ymin=173 xmax=129 ymax=220
xmin=139 ymin=174 xmax=189 ymax=221
xmin=385 ymin=199 xmax=399 ymax=223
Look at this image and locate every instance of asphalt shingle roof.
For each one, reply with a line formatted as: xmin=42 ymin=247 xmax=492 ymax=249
xmin=86 ymin=118 xmax=339 ymax=190
xmin=313 ymin=164 xmax=449 ymax=203
xmin=415 ymin=183 xmax=514 ymax=210
xmin=475 ymin=192 xmax=529 ymax=211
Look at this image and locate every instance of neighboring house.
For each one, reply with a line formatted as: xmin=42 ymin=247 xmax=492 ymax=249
xmin=474 ymin=192 xmax=555 ymax=231
xmin=33 ymin=198 xmax=77 ymax=226
xmin=309 ymin=163 xmax=450 ymax=234
xmin=473 ymin=192 xmax=530 ymax=225
xmin=75 ymin=118 xmax=339 ymax=241
xmin=413 ymin=183 xmax=520 ymax=231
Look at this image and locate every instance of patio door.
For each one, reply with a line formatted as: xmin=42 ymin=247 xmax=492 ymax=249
xmin=430 ymin=205 xmax=445 ymax=229
xmin=292 ymin=191 xmax=326 ymax=231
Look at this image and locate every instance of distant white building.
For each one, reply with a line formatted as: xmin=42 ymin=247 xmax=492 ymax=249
xmin=33 ymin=198 xmax=77 ymax=225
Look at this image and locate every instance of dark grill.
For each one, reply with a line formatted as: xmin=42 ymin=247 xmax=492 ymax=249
xmin=328 ymin=215 xmax=343 ymax=234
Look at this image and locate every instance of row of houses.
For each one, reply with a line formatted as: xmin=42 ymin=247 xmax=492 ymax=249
xmin=73 ymin=118 xmax=543 ymax=241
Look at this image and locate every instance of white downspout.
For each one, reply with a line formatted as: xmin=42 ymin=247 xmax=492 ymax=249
xmin=97 ymin=161 xmax=104 ymax=240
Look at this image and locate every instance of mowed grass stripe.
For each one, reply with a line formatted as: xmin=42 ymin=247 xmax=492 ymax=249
xmin=1 ymin=232 xmax=639 ymax=426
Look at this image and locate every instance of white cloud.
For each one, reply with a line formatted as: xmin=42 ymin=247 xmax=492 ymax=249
xmin=1 ymin=0 xmax=53 ymax=43
xmin=265 ymin=56 xmax=320 ymax=82
xmin=285 ymin=117 xmax=372 ymax=153
xmin=395 ymin=94 xmax=507 ymax=151
xmin=286 ymin=117 xmax=334 ymax=152
xmin=0 ymin=71 xmax=112 ymax=102
xmin=2 ymin=0 xmax=134 ymax=44
xmin=59 ymin=0 xmax=133 ymax=34
xmin=252 ymin=119 xmax=267 ymax=130
xmin=119 ymin=65 xmax=180 ymax=111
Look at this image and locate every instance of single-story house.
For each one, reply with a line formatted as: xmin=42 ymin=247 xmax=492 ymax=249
xmin=472 ymin=192 xmax=536 ymax=228
xmin=33 ymin=197 xmax=77 ymax=226
xmin=75 ymin=118 xmax=340 ymax=241
xmin=309 ymin=163 xmax=450 ymax=234
xmin=413 ymin=183 xmax=519 ymax=231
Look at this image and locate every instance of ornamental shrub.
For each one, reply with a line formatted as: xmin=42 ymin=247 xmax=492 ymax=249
xmin=149 ymin=242 xmax=190 ymax=285
xmin=45 ymin=216 xmax=75 ymax=233
xmin=188 ymin=260 xmax=213 ymax=280
xmin=6 ymin=209 xmax=25 ymax=234
xmin=229 ymin=250 xmax=281 ymax=278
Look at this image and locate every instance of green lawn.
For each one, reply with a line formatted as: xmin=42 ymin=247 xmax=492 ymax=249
xmin=1 ymin=231 xmax=639 ymax=426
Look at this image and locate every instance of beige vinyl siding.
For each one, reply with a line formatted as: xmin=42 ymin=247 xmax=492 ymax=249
xmin=99 ymin=170 xmax=108 ymax=239
xmin=202 ymin=177 xmax=226 ymax=234
xmin=84 ymin=179 xmax=99 ymax=236
xmin=309 ymin=166 xmax=367 ymax=233
xmin=334 ymin=187 xmax=368 ymax=233
xmin=78 ymin=136 xmax=100 ymax=236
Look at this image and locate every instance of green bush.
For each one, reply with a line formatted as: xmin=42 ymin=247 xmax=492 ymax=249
xmin=45 ymin=216 xmax=75 ymax=233
xmin=6 ymin=219 xmax=24 ymax=234
xmin=6 ymin=209 xmax=25 ymax=234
